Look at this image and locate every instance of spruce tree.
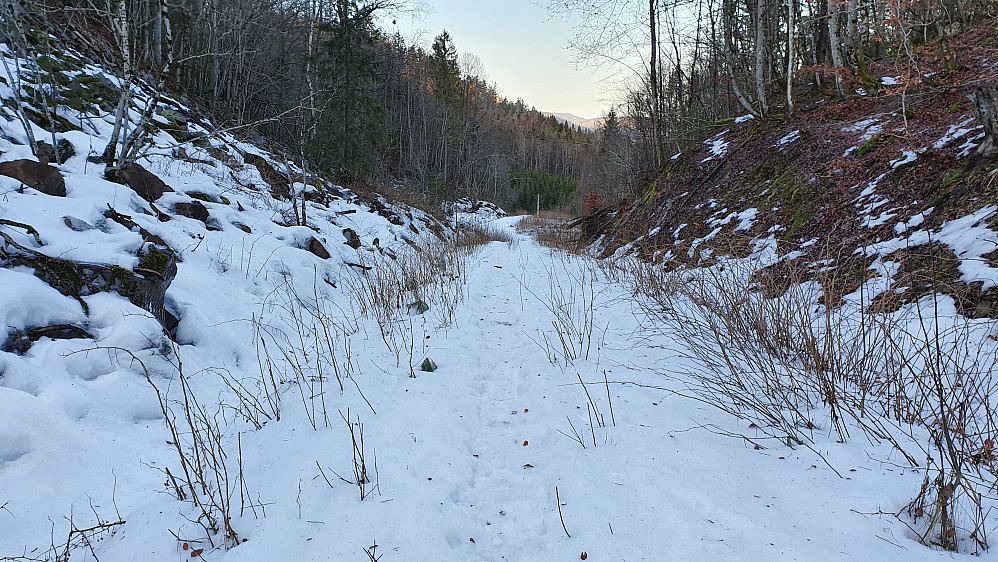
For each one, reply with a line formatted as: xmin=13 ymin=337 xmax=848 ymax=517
xmin=426 ymin=30 xmax=465 ymax=194
xmin=310 ymin=0 xmax=386 ymax=179
xmin=428 ymin=31 xmax=462 ymax=108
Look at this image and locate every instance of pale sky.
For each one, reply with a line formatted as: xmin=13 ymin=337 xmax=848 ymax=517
xmin=391 ymin=0 xmax=613 ymax=119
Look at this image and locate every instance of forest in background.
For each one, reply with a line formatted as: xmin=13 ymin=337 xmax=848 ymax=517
xmin=546 ymin=0 xmax=998 ymax=197
xmin=2 ymin=0 xmax=611 ymax=214
xmin=2 ymin=0 xmax=997 ymax=213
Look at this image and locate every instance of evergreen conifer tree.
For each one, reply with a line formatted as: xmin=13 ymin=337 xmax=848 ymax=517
xmin=428 ymin=31 xmax=462 ymax=108
xmin=310 ymin=0 xmax=386 ymax=178
xmin=426 ymin=30 xmax=465 ymax=192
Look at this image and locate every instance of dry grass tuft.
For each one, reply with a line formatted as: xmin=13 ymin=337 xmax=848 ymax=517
xmin=454 ymin=220 xmax=515 ymax=248
xmin=516 ymin=216 xmax=584 ymax=253
xmin=618 ymin=246 xmax=998 ymax=553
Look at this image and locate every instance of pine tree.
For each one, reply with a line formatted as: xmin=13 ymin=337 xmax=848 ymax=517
xmin=310 ymin=0 xmax=387 ymax=179
xmin=428 ymin=31 xmax=462 ymax=108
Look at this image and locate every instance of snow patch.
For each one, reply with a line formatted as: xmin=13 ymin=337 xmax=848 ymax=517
xmin=889 ymin=150 xmax=917 ymax=169
xmin=842 ymin=118 xmax=883 ymax=143
xmin=958 ymin=132 xmax=986 ymax=158
xmin=701 ymin=131 xmax=729 ymax=163
xmin=776 ymin=130 xmax=801 ymax=148
xmin=934 ymin=117 xmax=979 ymax=149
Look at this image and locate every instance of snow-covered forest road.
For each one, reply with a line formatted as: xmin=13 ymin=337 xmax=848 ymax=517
xmin=0 ymin=218 xmax=969 ymax=562
xmin=189 ymin=225 xmax=945 ymax=562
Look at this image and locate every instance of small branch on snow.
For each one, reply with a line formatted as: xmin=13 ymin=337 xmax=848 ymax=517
xmin=556 ymin=486 xmax=571 ymax=538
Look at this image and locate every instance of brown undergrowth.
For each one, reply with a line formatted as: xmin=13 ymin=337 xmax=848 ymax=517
xmin=579 ymin=19 xmax=998 ymax=318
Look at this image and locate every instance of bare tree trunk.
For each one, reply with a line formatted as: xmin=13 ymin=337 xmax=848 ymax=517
xmin=153 ymin=0 xmax=163 ymax=66
xmin=106 ymin=0 xmax=175 ymax=170
xmin=649 ymin=0 xmax=662 ymax=168
xmin=827 ymin=0 xmax=846 ymax=99
xmin=103 ymin=0 xmax=133 ymax=163
xmin=0 ymin=3 xmax=38 ymax=156
xmin=786 ymin=0 xmax=797 ymax=113
xmin=845 ymin=0 xmax=858 ymax=66
xmin=973 ymin=86 xmax=998 ymax=157
xmin=211 ymin=0 xmax=220 ymax=100
xmin=690 ymin=1 xmax=704 ymax=118
xmin=724 ymin=0 xmax=760 ymax=116
xmin=306 ymin=0 xmax=321 ymax=142
xmin=753 ymin=0 xmax=769 ymax=115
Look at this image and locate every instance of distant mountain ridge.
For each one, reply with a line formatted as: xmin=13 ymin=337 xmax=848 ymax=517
xmin=542 ymin=112 xmax=604 ymax=131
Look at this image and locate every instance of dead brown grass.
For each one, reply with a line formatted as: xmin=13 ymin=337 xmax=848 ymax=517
xmin=454 ymin=221 xmax=515 ymax=248
xmin=515 ymin=216 xmax=584 ymax=253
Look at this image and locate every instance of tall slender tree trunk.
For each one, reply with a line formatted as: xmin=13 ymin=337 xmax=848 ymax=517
xmin=827 ymin=0 xmax=846 ymax=99
xmin=211 ymin=0 xmax=220 ymax=100
xmin=845 ymin=0 xmax=858 ymax=66
xmin=724 ymin=0 xmax=760 ymax=116
xmin=103 ymin=0 xmax=132 ymax=164
xmin=754 ymin=0 xmax=769 ymax=115
xmin=787 ymin=0 xmax=797 ymax=112
xmin=649 ymin=0 xmax=662 ymax=168
xmin=152 ymin=0 xmax=162 ymax=66
xmin=306 ymin=0 xmax=320 ymax=147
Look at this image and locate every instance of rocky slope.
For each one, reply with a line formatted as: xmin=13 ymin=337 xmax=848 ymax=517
xmin=587 ymin=20 xmax=998 ymax=317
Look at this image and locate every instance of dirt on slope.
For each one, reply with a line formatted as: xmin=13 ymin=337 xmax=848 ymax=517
xmin=588 ymin=19 xmax=998 ymax=317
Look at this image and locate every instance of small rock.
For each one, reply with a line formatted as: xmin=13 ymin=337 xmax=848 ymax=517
xmin=342 ymin=228 xmax=361 ymax=249
xmin=36 ymin=140 xmax=75 ymax=164
xmin=2 ymin=324 xmax=95 ymax=355
xmin=141 ymin=230 xmax=168 ymax=247
xmin=63 ymin=216 xmax=94 ymax=231
xmin=115 ymin=163 xmax=174 ymax=202
xmin=1 ymin=330 xmax=30 ymax=354
xmin=56 ymin=139 xmax=76 ymax=163
xmin=164 ymin=308 xmax=180 ymax=337
xmin=308 ymin=237 xmax=330 ymax=259
xmin=236 ymin=223 xmax=252 ymax=233
xmin=409 ymin=300 xmax=429 ymax=314
xmin=35 ymin=142 xmax=56 ymax=165
xmin=420 ymin=357 xmax=437 ymax=372
xmin=252 ymin=157 xmax=291 ymax=199
xmin=175 ymin=201 xmax=209 ymax=223
xmin=0 ymin=159 xmax=66 ymax=196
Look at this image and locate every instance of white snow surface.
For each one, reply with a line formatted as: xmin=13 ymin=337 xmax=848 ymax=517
xmin=2 ymin=192 xmax=963 ymax=561
xmin=934 ymin=116 xmax=979 ymax=149
xmin=709 ymin=208 xmax=759 ymax=232
xmin=842 ymin=117 xmax=884 ymax=141
xmin=701 ymin=131 xmax=729 ymax=163
xmin=775 ymin=129 xmax=801 ymax=148
xmin=889 ymin=150 xmax=918 ymax=169
xmin=863 ymin=206 xmax=998 ymax=290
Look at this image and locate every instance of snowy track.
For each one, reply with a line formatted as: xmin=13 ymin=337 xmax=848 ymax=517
xmin=310 ymin=231 xmax=955 ymax=562
xmin=1 ymin=223 xmax=968 ymax=561
xmin=231 ymin=230 xmax=950 ymax=562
